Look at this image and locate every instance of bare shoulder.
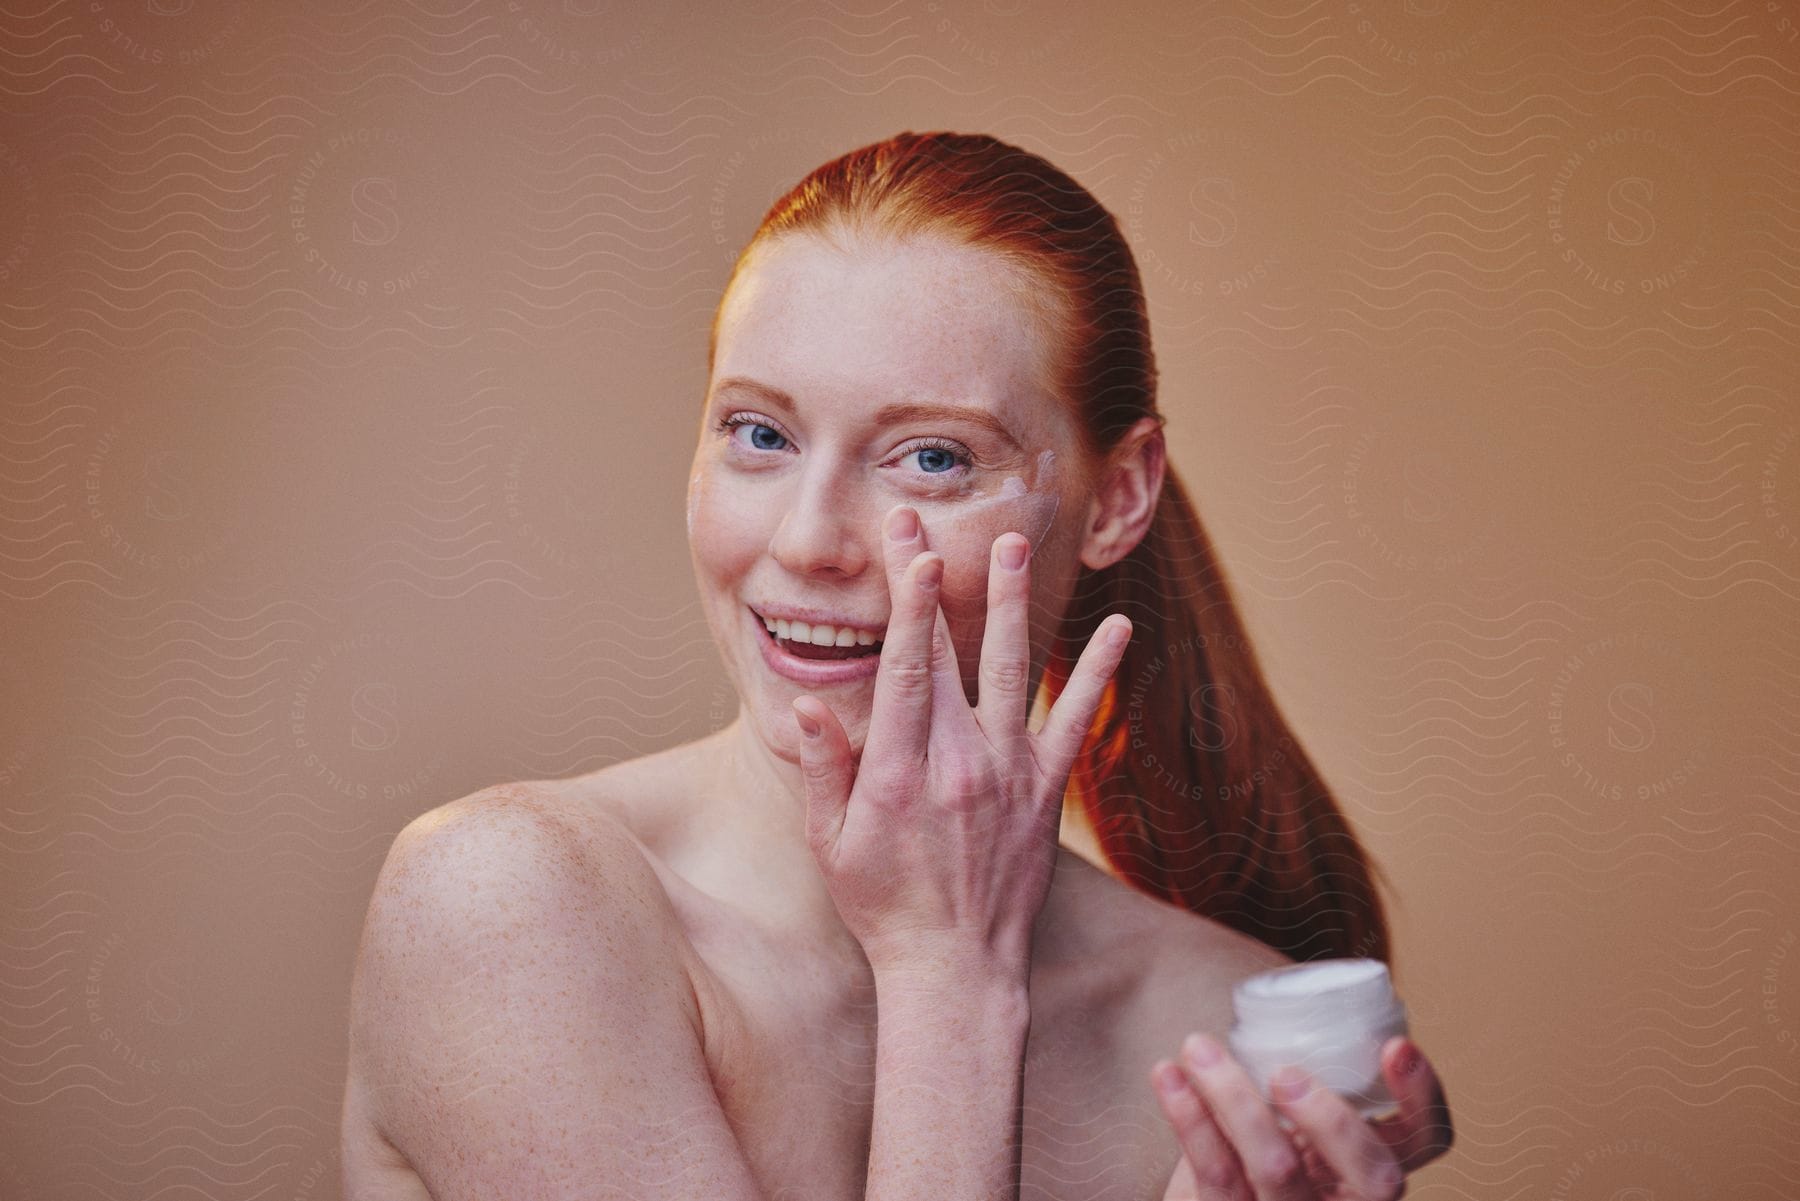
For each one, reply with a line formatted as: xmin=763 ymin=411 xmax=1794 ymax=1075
xmin=1151 ymin=901 xmax=1293 ymax=990
xmin=1076 ymin=859 xmax=1292 ymax=1052
xmin=376 ymin=779 xmax=658 ymax=888
xmin=343 ymin=781 xmax=763 ymax=1200
xmin=354 ymin=781 xmax=679 ymax=966
xmin=346 ymin=781 xmax=697 ymax=1112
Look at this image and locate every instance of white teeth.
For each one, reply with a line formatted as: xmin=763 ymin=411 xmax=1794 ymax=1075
xmin=756 ymin=610 xmax=884 ymax=648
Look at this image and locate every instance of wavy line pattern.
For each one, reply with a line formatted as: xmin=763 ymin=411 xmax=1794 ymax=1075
xmin=1 ymin=0 xmax=1794 ymax=1198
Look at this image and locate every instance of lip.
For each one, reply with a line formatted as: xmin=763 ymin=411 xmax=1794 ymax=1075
xmin=750 ymin=606 xmax=883 ymax=686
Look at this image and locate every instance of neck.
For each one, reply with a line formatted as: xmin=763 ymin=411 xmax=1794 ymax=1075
xmin=682 ymin=712 xmax=850 ymax=940
xmin=715 ymin=707 xmax=811 ymax=844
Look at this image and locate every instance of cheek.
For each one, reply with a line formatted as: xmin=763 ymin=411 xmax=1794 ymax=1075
xmin=919 ymin=487 xmax=1067 ymax=606
xmin=914 ymin=474 xmax=1063 ymax=555
xmin=918 ymin=515 xmax=997 ymax=610
xmin=687 ymin=467 xmax=764 ymax=579
xmin=921 ymin=496 xmax=1072 ymax=662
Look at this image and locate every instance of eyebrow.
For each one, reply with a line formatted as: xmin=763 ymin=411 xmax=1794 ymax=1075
xmin=710 ymin=376 xmax=1024 ymax=450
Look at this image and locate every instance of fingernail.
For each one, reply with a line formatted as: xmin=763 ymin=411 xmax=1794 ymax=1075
xmin=917 ymin=556 xmax=942 ymax=592
xmin=887 ymin=507 xmax=919 ymax=542
xmin=1181 ymin=1033 xmax=1221 ymax=1068
xmin=1270 ymin=1066 xmax=1311 ymax=1103
xmin=793 ymin=707 xmax=820 ymax=738
xmin=1402 ymin=1042 xmax=1424 ymax=1076
xmin=1152 ymin=1061 xmax=1186 ymax=1097
xmin=997 ymin=535 xmax=1027 ymax=572
xmin=1108 ymin=617 xmax=1131 ymax=648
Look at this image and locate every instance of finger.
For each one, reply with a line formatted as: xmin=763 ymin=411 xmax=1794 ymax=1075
xmin=1179 ymin=1034 xmax=1315 ymax=1201
xmin=1267 ymin=1066 xmax=1405 ymax=1200
xmin=1034 ymin=614 xmax=1132 ymax=778
xmin=865 ymin=509 xmax=942 ymax=764
xmin=792 ymin=697 xmax=854 ymax=865
xmin=926 ymin=600 xmax=978 ymax=736
xmin=974 ymin=532 xmax=1032 ymax=740
xmin=880 ymin=502 xmax=930 ymax=586
xmin=1372 ymin=1037 xmax=1453 ymax=1172
xmin=1150 ymin=1060 xmax=1253 ymax=1201
xmin=1294 ymin=1138 xmax=1339 ymax=1194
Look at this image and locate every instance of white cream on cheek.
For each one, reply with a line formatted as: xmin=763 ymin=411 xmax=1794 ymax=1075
xmin=912 ymin=447 xmax=1061 ymax=559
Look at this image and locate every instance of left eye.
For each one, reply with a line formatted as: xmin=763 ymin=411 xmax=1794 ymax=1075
xmin=906 ymin=446 xmax=963 ymax=474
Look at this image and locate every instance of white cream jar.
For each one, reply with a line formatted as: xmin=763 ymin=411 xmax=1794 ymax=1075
xmin=1226 ymin=958 xmax=1409 ymax=1119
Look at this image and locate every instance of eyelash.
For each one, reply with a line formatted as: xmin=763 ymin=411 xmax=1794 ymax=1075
xmin=714 ymin=412 xmax=976 ymax=476
xmin=714 ymin=412 xmax=792 ymax=456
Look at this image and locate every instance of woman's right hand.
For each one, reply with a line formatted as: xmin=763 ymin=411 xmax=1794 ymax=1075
xmin=790 ymin=503 xmax=1130 ymax=980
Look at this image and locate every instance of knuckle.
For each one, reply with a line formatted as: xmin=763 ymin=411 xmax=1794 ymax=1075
xmin=939 ymin=761 xmax=988 ymax=805
xmin=980 ymin=656 xmax=1028 ymax=695
xmin=884 ymin=657 xmax=933 ymax=696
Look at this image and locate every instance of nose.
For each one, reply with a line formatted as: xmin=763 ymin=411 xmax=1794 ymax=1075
xmin=768 ymin=465 xmax=872 ymax=578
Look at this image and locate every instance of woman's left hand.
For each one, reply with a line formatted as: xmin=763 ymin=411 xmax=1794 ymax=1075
xmin=1148 ymin=1032 xmax=1454 ymax=1200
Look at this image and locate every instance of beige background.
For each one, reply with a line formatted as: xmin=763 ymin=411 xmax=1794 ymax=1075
xmin=2 ymin=1 xmax=1797 ymax=1197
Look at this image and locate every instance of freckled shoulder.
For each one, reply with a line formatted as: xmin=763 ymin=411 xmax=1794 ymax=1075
xmin=345 ymin=781 xmax=766 ymax=1200
xmin=390 ymin=779 xmax=648 ymax=873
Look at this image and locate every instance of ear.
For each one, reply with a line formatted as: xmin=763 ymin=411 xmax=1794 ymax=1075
xmin=1078 ymin=416 xmax=1166 ymax=572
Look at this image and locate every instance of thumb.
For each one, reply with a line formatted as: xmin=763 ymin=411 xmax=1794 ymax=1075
xmin=792 ymin=697 xmax=854 ymax=863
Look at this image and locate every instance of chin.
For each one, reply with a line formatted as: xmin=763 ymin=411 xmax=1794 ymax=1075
xmin=751 ymin=694 xmax=870 ymax=760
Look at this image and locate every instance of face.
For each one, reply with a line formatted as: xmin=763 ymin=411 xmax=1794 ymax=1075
xmin=688 ymin=231 xmax=1094 ymax=764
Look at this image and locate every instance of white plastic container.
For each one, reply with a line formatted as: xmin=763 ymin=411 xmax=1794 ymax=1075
xmin=1226 ymin=958 xmax=1410 ymax=1120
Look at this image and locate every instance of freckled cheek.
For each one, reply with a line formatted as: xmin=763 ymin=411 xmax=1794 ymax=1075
xmin=687 ymin=472 xmax=768 ymax=581
xmin=929 ymin=526 xmax=1071 ymax=679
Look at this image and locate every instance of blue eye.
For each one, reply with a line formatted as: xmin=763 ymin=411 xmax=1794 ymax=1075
xmin=718 ymin=414 xmax=790 ymax=452
xmin=746 ymin=424 xmax=786 ymax=451
xmin=899 ymin=439 xmax=973 ymax=477
xmin=911 ymin=446 xmax=960 ymax=474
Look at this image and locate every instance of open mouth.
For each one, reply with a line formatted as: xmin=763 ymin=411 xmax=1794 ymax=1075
xmin=753 ymin=608 xmax=884 ymax=662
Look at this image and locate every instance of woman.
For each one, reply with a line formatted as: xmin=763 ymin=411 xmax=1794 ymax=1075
xmin=341 ymin=131 xmax=1454 ymax=1200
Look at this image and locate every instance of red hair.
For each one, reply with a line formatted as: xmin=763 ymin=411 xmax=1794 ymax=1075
xmin=713 ymin=131 xmax=1390 ymax=964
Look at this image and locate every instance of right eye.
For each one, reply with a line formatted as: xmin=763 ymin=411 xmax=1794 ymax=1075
xmin=718 ymin=413 xmax=790 ymax=452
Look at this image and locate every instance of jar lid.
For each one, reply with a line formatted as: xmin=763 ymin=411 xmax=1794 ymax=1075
xmin=1232 ymin=958 xmax=1398 ymax=1025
